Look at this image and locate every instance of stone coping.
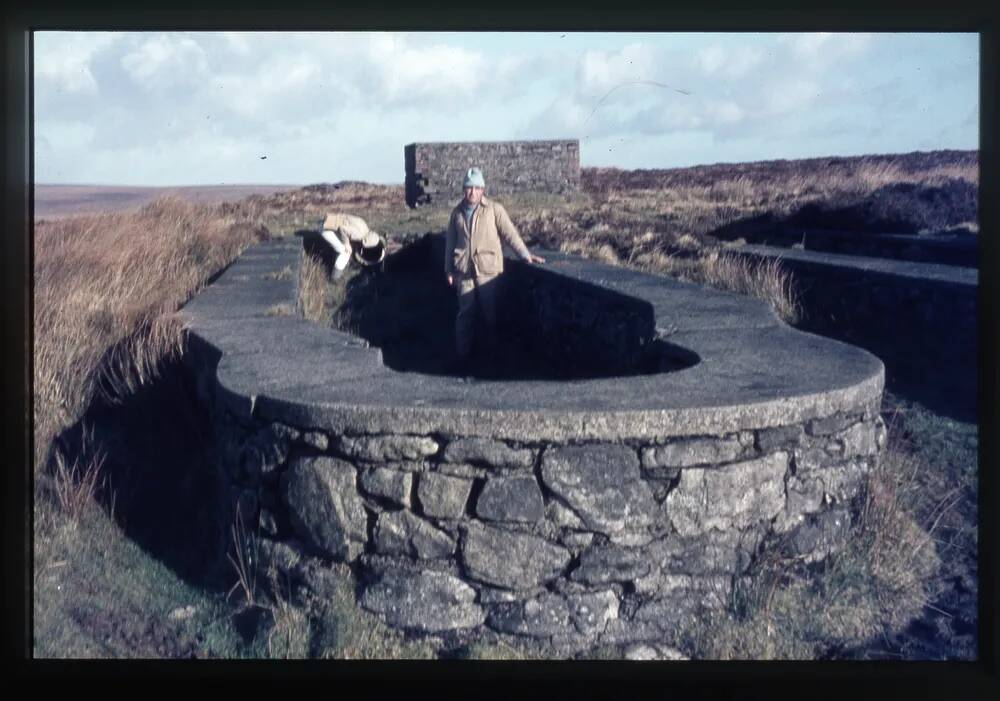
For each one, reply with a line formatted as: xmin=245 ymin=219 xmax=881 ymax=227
xmin=735 ymin=244 xmax=978 ymax=286
xmin=180 ymin=236 xmax=884 ymax=442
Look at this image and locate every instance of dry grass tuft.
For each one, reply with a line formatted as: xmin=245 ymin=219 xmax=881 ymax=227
xmin=34 ymin=196 xmax=266 ymax=487
xmin=50 ymin=439 xmax=107 ymax=525
xmin=627 ymin=247 xmax=800 ymax=323
xmin=298 ymin=251 xmax=331 ymax=324
xmin=701 ymin=251 xmax=801 ymax=323
xmin=264 ymin=303 xmax=296 ymax=317
xmin=264 ymin=265 xmax=294 ymax=281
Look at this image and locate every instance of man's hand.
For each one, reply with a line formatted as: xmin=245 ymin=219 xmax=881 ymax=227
xmin=528 ymin=253 xmax=546 ymax=264
xmin=447 ymin=273 xmax=454 ymax=286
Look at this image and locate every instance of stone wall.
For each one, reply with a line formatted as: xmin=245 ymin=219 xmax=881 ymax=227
xmin=193 ymin=367 xmax=885 ymax=655
xmin=732 ymin=245 xmax=977 ymax=417
xmin=799 ymin=228 xmax=977 ymax=268
xmin=180 ymin=236 xmax=888 ymax=657
xmin=405 ymin=140 xmax=581 ymax=207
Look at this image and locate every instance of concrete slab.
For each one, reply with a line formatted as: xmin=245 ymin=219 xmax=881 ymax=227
xmin=524 ymin=250 xmax=781 ymax=332
xmin=181 ymin=237 xmax=884 ymax=442
xmin=734 ymin=244 xmax=977 ymax=287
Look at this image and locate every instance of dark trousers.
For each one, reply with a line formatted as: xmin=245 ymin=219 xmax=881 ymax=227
xmin=454 ymin=272 xmax=501 ymax=360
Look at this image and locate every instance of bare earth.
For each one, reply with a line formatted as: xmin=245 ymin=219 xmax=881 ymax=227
xmin=34 ymin=184 xmax=303 ymax=220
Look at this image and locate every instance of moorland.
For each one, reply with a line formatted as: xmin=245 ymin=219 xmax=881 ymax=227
xmin=31 ymin=149 xmax=978 ymax=659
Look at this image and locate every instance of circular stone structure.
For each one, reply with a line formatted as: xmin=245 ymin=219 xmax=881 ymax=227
xmin=180 ymin=235 xmax=886 ymax=656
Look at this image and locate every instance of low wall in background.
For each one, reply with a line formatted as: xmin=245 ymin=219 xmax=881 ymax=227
xmin=732 ymin=245 xmax=977 ymax=417
xmin=405 ymin=140 xmax=581 ymax=207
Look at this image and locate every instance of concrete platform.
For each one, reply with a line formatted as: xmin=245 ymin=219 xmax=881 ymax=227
xmin=180 ymin=237 xmax=884 ymax=442
xmin=734 ymin=244 xmax=977 ymax=286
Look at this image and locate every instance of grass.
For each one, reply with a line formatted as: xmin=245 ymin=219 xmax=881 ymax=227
xmin=33 ymin=493 xmax=252 ymax=658
xmin=33 ymin=195 xmax=268 ymax=657
xmin=683 ymin=435 xmax=943 ymax=660
xmin=32 ymin=149 xmax=977 ymax=659
xmin=33 ymin=196 xmax=266 ymax=473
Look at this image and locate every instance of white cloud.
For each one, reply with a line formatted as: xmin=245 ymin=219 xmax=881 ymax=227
xmin=694 ymin=44 xmax=765 ymax=79
xmin=35 ymin=32 xmax=119 ymax=95
xmin=221 ymin=32 xmax=252 ymax=55
xmin=362 ymin=33 xmax=487 ymax=105
xmin=120 ymin=34 xmax=209 ymax=89
xmin=779 ymin=32 xmax=873 ymax=66
xmin=521 ymin=95 xmax=590 ymax=138
xmin=31 ymin=31 xmax=976 ymax=185
xmin=578 ymin=43 xmax=657 ymax=94
xmin=709 ymin=100 xmax=745 ymax=124
xmin=764 ymin=78 xmax=821 ymax=115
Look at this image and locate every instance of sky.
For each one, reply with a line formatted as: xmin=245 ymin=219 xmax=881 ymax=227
xmin=33 ymin=31 xmax=979 ymax=186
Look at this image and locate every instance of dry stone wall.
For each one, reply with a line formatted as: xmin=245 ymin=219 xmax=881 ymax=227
xmin=180 ymin=236 xmax=887 ymax=657
xmin=200 ymin=395 xmax=885 ymax=654
xmin=405 ymin=140 xmax=581 ymax=207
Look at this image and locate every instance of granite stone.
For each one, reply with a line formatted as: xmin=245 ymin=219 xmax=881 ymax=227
xmin=280 ymin=456 xmax=367 ymax=562
xmin=475 ymin=475 xmax=545 ymax=523
xmin=461 ymin=522 xmax=571 ymax=590
xmin=417 ymin=473 xmax=473 ymax=519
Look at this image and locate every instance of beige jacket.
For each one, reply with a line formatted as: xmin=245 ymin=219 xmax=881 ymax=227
xmin=445 ymin=196 xmax=532 ymax=277
xmin=322 ymin=212 xmax=370 ymax=242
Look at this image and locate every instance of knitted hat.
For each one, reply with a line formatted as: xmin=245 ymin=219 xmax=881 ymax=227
xmin=463 ymin=167 xmax=485 ymax=188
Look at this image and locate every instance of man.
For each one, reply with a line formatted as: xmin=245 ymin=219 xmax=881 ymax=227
xmin=444 ymin=167 xmax=545 ymax=370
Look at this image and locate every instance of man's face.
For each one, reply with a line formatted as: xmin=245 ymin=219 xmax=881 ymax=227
xmin=463 ymin=186 xmax=484 ymax=206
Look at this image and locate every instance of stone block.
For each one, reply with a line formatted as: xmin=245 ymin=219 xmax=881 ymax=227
xmin=374 ymin=510 xmax=456 ymax=559
xmin=793 ymin=446 xmax=830 ymax=473
xmin=648 ymin=529 xmax=762 ymax=577
xmin=664 ymin=452 xmax=788 ymax=537
xmin=567 ymin=590 xmax=619 ymax=637
xmin=624 ymin=644 xmax=689 ymax=661
xmin=807 ymin=413 xmax=860 ymax=436
xmin=476 ymin=586 xmax=545 ymax=604
xmin=240 ymin=423 xmax=293 ymax=482
xmin=486 ymin=592 xmax=571 ymax=638
xmin=359 ymin=467 xmax=412 ymax=507
xmin=359 ymin=569 xmax=485 ymax=632
xmin=570 ymin=542 xmax=652 ymax=585
xmin=436 ymin=462 xmax=488 ymax=479
xmin=460 ymin=522 xmax=571 ymax=590
xmin=256 ymin=538 xmax=304 ymax=577
xmin=475 ymin=475 xmax=545 ymax=523
xmin=640 ymin=436 xmax=744 ymax=469
xmin=270 ymin=421 xmax=300 ymax=442
xmin=775 ymin=474 xmax=825 ymax=533
xmin=787 ymin=508 xmax=852 ymax=562
xmin=540 ymin=444 xmax=656 ymax=537
xmin=837 ymin=419 xmax=883 ymax=458
xmin=299 ymin=431 xmax=329 ymax=452
xmin=818 ymin=459 xmax=870 ymax=505
xmin=338 ymin=434 xmax=439 ymax=462
xmin=559 ymin=531 xmax=594 ymax=550
xmin=634 ymin=575 xmax=733 ymax=613
xmin=382 ymin=461 xmax=431 ymax=473
xmin=755 ymin=424 xmax=805 ymax=452
xmin=442 ymin=438 xmax=535 ymax=469
xmin=546 ymin=499 xmax=586 ymax=530
xmin=280 ymin=456 xmax=368 ymax=562
xmin=416 ymin=473 xmax=473 ymax=519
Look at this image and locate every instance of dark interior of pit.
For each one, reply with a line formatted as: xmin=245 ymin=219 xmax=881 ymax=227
xmin=303 ymin=233 xmax=699 ymax=380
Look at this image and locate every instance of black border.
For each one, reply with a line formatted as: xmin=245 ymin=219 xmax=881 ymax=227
xmin=4 ymin=0 xmax=998 ymax=693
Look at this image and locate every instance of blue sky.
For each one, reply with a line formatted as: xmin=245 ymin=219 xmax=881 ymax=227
xmin=33 ymin=31 xmax=979 ymax=186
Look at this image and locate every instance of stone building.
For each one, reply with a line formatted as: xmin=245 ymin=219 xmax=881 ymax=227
xmin=404 ymin=140 xmax=581 ymax=207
